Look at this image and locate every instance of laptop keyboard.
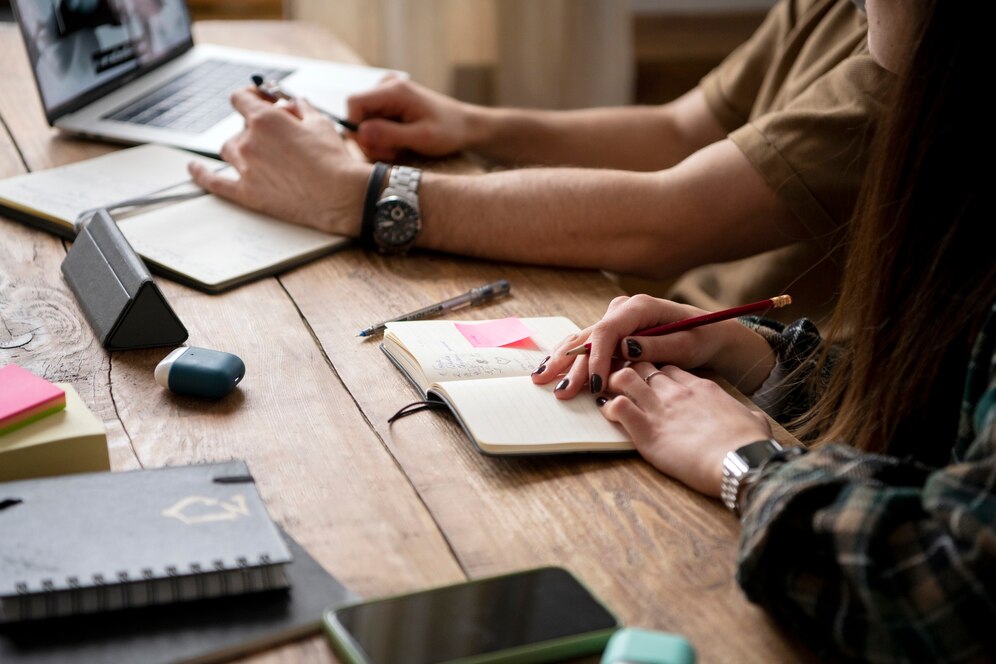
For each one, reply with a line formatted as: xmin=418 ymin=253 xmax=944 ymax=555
xmin=103 ymin=60 xmax=293 ymax=133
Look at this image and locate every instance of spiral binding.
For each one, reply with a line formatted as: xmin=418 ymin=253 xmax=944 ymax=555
xmin=1 ymin=554 xmax=289 ymax=623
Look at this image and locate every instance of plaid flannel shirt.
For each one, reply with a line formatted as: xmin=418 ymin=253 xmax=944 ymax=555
xmin=733 ymin=303 xmax=995 ymax=663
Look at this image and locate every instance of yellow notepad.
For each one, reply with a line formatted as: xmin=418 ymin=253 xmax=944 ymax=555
xmin=383 ymin=317 xmax=633 ymax=455
xmin=0 ymin=384 xmax=109 ymax=482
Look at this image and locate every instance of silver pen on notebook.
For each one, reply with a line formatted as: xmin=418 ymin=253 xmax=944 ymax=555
xmin=357 ymin=280 xmax=512 ymax=338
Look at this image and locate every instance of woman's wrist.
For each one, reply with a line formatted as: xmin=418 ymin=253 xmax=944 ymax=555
xmin=710 ymin=322 xmax=777 ymax=394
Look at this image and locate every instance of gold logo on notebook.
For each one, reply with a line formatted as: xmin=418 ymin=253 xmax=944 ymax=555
xmin=161 ymin=494 xmax=250 ymax=525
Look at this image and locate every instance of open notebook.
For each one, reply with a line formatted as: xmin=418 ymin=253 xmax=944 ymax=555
xmin=382 ymin=317 xmax=633 ymax=455
xmin=0 ymin=145 xmax=347 ymax=293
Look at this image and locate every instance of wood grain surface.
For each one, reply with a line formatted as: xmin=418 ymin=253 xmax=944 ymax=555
xmin=0 ymin=21 xmax=809 ymax=664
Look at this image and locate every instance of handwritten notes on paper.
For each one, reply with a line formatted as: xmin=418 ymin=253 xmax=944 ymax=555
xmin=455 ymin=317 xmax=535 ymax=348
xmin=385 ymin=317 xmax=580 ymax=387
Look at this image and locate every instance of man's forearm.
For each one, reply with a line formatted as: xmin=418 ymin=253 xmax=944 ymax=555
xmin=462 ymin=90 xmax=726 ymax=171
xmin=416 ymin=140 xmax=805 ymax=278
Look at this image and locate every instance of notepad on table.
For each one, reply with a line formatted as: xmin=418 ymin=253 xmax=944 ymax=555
xmin=0 ymin=383 xmax=108 ymax=483
xmin=0 ymin=145 xmax=348 ymax=293
xmin=382 ymin=317 xmax=633 ymax=455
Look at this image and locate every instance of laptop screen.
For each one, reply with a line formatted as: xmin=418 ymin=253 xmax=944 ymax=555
xmin=13 ymin=0 xmax=193 ymax=121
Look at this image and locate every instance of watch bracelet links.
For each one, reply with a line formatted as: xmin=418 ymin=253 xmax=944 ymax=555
xmin=382 ymin=165 xmax=422 ymax=203
xmin=722 ymin=440 xmax=807 ymax=517
xmin=361 ymin=161 xmax=390 ymax=251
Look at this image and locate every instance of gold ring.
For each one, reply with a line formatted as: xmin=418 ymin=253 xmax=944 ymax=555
xmin=644 ymin=370 xmax=665 ymax=384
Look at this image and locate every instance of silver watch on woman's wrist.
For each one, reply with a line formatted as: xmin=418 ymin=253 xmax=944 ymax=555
xmin=720 ymin=438 xmax=783 ymax=516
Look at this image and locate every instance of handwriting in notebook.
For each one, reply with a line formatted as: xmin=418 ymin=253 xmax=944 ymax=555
xmin=431 ymin=352 xmax=537 ymax=380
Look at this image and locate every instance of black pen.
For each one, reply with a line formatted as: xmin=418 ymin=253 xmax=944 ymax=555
xmin=251 ymin=74 xmax=359 ymax=132
xmin=357 ymin=280 xmax=512 ymax=338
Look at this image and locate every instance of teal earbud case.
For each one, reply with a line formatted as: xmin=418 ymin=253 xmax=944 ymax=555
xmin=600 ymin=628 xmax=695 ymax=664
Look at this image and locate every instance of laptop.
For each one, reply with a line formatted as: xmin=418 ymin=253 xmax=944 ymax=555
xmin=11 ymin=0 xmax=400 ymax=155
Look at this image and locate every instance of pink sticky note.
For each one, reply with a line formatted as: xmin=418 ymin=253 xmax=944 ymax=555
xmin=455 ymin=317 xmax=535 ymax=348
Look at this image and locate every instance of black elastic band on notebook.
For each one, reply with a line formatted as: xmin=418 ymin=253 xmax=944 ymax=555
xmin=388 ymin=400 xmax=449 ymax=424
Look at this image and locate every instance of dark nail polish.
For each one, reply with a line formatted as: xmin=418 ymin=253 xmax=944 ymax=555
xmin=590 ymin=374 xmax=602 ymax=394
xmin=626 ymin=339 xmax=643 ymax=358
xmin=555 ymin=378 xmax=570 ymax=392
xmin=596 ymin=396 xmax=608 ymax=407
xmin=532 ymin=356 xmax=550 ymax=375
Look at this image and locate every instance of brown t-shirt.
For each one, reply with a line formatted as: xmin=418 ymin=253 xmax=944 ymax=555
xmin=667 ymin=0 xmax=890 ymax=324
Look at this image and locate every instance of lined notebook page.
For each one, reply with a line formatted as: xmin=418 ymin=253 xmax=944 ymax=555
xmin=386 ymin=317 xmax=580 ymax=386
xmin=436 ymin=377 xmax=632 ymax=453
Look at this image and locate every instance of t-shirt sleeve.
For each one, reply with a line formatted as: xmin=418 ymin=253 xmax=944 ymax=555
xmin=700 ymin=0 xmax=800 ymax=132
xmin=729 ymin=53 xmax=890 ymax=234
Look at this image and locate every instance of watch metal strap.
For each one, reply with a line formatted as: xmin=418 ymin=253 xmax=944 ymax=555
xmin=381 ymin=165 xmax=421 ymax=205
xmin=361 ymin=162 xmax=390 ymax=250
xmin=721 ymin=438 xmax=783 ymax=515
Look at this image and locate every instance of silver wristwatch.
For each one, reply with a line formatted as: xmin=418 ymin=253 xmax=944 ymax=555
xmin=371 ymin=165 xmax=422 ymax=254
xmin=721 ymin=438 xmax=783 ymax=515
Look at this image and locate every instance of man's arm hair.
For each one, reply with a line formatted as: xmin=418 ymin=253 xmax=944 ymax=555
xmin=465 ymin=89 xmax=728 ymax=171
xmin=418 ymin=139 xmax=807 ymax=279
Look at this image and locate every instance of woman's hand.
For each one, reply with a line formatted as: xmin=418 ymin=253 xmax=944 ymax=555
xmin=189 ymin=88 xmax=369 ymax=236
xmin=531 ymin=294 xmax=776 ymax=398
xmin=598 ymin=363 xmax=773 ymax=496
xmin=346 ymin=76 xmax=484 ymax=161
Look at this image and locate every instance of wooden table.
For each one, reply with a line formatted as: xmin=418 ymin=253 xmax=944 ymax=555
xmin=0 ymin=21 xmax=808 ymax=664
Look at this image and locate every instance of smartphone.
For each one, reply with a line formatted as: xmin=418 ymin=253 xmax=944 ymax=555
xmin=323 ymin=566 xmax=620 ymax=664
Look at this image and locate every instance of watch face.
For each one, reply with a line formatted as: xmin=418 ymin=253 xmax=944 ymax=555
xmin=374 ymin=198 xmax=420 ymax=248
xmin=738 ymin=439 xmax=781 ymax=467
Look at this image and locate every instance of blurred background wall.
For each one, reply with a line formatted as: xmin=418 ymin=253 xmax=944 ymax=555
xmin=285 ymin=0 xmax=775 ymax=108
xmin=0 ymin=0 xmax=775 ymax=108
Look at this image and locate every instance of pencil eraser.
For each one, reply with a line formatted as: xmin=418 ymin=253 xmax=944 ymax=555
xmin=155 ymin=347 xmax=245 ymax=399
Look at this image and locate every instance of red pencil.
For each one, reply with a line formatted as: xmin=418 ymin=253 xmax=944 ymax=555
xmin=565 ymin=294 xmax=792 ymax=357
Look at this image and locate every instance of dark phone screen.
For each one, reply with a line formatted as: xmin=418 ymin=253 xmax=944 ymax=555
xmin=332 ymin=568 xmax=617 ymax=664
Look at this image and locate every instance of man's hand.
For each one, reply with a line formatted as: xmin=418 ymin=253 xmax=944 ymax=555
xmin=189 ymin=88 xmax=370 ymax=236
xmin=347 ymin=76 xmax=482 ymax=161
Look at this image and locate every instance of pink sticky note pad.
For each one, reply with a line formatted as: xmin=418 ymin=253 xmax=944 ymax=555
xmin=0 ymin=364 xmax=66 ymax=434
xmin=455 ymin=317 xmax=537 ymax=348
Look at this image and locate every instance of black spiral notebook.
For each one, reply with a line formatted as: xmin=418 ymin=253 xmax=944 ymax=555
xmin=0 ymin=461 xmax=291 ymax=623
xmin=0 ymin=461 xmax=357 ymax=663
xmin=0 ymin=530 xmax=356 ymax=664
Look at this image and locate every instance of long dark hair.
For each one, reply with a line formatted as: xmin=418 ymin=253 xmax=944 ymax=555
xmin=797 ymin=0 xmax=996 ymax=457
